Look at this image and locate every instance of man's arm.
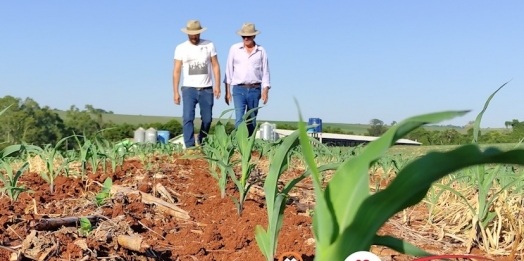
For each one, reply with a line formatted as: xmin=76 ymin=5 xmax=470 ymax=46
xmin=172 ymin=59 xmax=182 ymax=104
xmin=224 ymin=46 xmax=234 ymax=85
xmin=224 ymin=46 xmax=235 ymax=104
xmin=211 ymin=54 xmax=221 ymax=98
xmin=261 ymin=48 xmax=271 ymax=90
xmin=173 ymin=59 xmax=182 ymax=93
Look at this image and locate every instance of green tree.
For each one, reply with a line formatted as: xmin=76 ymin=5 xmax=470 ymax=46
xmin=366 ymin=118 xmax=388 ymax=137
xmin=63 ymin=105 xmax=104 ymax=137
xmin=100 ymin=123 xmax=136 ymax=142
xmin=0 ymin=96 xmax=68 ymax=148
xmin=405 ymin=127 xmax=432 ymax=145
xmin=161 ymin=119 xmax=183 ymax=137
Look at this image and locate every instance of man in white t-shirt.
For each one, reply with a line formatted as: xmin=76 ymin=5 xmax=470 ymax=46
xmin=172 ymin=20 xmax=221 ymax=149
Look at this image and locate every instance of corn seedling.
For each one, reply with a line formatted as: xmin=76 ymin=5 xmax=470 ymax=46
xmin=74 ymin=134 xmax=95 ymax=183
xmin=254 ymin=130 xmax=301 ymax=261
xmin=229 ymin=109 xmax=264 ymax=216
xmin=293 ymin=83 xmax=524 ymax=260
xmin=0 ymin=160 xmax=31 ymax=202
xmin=91 ymin=135 xmax=109 ymax=174
xmin=95 ymin=177 xmax=112 ymax=207
xmin=38 ymin=135 xmax=76 ymax=193
xmin=223 ymin=107 xmax=263 ymax=216
xmin=255 ymin=125 xmax=341 ymax=261
xmin=78 ymin=217 xmax=93 ymax=236
xmin=96 ymin=136 xmax=129 ymax=173
xmin=428 ymin=82 xmax=524 ymax=252
xmin=209 ymin=124 xmax=236 ymax=198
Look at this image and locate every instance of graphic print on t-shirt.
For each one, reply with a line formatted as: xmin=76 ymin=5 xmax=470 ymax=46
xmin=188 ymin=46 xmax=209 ymax=75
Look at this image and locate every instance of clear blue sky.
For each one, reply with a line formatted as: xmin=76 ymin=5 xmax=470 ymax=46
xmin=1 ymin=1 xmax=523 ymax=128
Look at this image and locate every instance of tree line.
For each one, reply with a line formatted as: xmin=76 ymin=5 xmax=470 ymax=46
xmin=0 ymin=95 xmax=236 ymax=150
xmin=1 ymin=95 xmax=522 ymax=149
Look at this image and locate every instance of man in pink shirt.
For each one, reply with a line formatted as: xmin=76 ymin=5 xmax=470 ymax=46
xmin=223 ymin=22 xmax=271 ymax=136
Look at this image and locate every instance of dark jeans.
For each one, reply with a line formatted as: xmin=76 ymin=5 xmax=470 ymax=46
xmin=232 ymin=85 xmax=261 ymax=136
xmin=182 ymin=86 xmax=214 ymax=148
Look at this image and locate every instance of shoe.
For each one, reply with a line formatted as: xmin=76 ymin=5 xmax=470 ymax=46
xmin=184 ymin=147 xmax=202 ymax=156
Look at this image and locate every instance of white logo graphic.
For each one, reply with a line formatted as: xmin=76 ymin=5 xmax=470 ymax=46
xmin=344 ymin=251 xmax=382 ymax=261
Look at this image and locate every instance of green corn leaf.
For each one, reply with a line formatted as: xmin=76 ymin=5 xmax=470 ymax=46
xmin=327 ymin=145 xmax=524 ymax=259
xmin=472 ymin=81 xmax=508 ymax=143
xmin=102 ymin=177 xmax=112 ymax=193
xmin=1 ymin=144 xmax=43 ymax=158
xmin=269 ymin=194 xmax=288 ymax=252
xmin=254 ymin=225 xmax=270 ymax=260
xmin=263 ymin=129 xmax=300 ymax=220
xmin=298 ymin=109 xmax=469 ymax=260
xmin=327 ymin=110 xmax=469 ymax=233
xmin=0 ymin=103 xmax=13 ymax=116
xmin=373 ymin=235 xmax=432 ymax=257
xmin=13 ymin=161 xmax=29 ymax=185
xmin=295 ymin=99 xmax=338 ymax=249
xmin=281 ymin=163 xmax=342 ymax=196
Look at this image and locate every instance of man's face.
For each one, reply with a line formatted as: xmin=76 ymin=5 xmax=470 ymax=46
xmin=242 ymin=35 xmax=255 ymax=46
xmin=188 ymin=34 xmax=200 ymax=45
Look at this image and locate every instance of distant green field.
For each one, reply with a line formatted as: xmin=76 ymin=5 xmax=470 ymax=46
xmin=53 ymin=110 xmax=506 ymax=135
xmin=386 ymin=142 xmax=523 ymax=157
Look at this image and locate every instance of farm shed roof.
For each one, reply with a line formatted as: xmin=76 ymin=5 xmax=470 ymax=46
xmin=258 ymin=129 xmax=422 ymax=146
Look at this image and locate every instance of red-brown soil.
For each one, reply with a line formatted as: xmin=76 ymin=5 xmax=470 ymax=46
xmin=0 ymin=154 xmax=516 ymax=261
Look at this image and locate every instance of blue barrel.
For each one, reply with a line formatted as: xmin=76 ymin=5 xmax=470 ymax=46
xmin=315 ymin=118 xmax=323 ymax=133
xmin=307 ymin=118 xmax=315 ymax=133
xmin=308 ymin=118 xmax=322 ymax=133
xmin=157 ymin=130 xmax=170 ymax=144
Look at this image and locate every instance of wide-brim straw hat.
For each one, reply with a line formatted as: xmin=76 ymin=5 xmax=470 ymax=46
xmin=236 ymin=22 xmax=260 ymax=36
xmin=181 ymin=20 xmax=207 ymax=34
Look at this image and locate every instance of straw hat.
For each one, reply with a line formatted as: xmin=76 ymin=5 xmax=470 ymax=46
xmin=181 ymin=20 xmax=207 ymax=34
xmin=236 ymin=22 xmax=260 ymax=36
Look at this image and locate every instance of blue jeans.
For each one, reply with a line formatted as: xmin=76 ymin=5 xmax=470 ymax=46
xmin=182 ymin=86 xmax=214 ymax=148
xmin=233 ymin=85 xmax=261 ymax=136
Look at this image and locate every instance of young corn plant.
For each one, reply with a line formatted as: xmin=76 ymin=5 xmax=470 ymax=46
xmin=95 ymin=177 xmax=112 ymax=207
xmin=255 ymin=126 xmax=341 ymax=261
xmin=432 ymin=81 xmax=524 ymax=253
xmin=293 ymin=83 xmax=524 ymax=260
xmin=96 ymin=136 xmax=128 ymax=173
xmin=0 ymin=161 xmax=32 ymax=202
xmin=92 ymin=135 xmax=110 ymax=174
xmin=37 ymin=135 xmax=75 ymax=193
xmin=207 ymin=120 xmax=236 ymax=199
xmin=229 ymin=111 xmax=264 ymax=216
xmin=74 ymin=134 xmax=95 ymax=182
xmin=78 ymin=217 xmax=93 ymax=236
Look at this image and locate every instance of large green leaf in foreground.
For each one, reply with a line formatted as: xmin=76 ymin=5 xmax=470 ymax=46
xmin=326 ymin=144 xmax=524 ymax=259
xmin=296 ymin=100 xmax=524 ymax=260
xmin=298 ymin=109 xmax=470 ymax=256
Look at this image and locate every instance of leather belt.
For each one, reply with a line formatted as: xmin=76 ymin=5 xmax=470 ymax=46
xmin=195 ymin=86 xmax=212 ymax=91
xmin=237 ymin=83 xmax=261 ymax=88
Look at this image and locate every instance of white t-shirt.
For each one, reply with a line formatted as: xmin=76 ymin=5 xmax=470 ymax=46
xmin=174 ymin=39 xmax=217 ymax=87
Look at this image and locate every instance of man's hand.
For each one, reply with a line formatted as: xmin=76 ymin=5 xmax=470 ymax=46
xmin=224 ymin=84 xmax=232 ymax=105
xmin=214 ymin=87 xmax=221 ymax=99
xmin=173 ymin=59 xmax=182 ymax=105
xmin=261 ymin=87 xmax=269 ymax=104
xmin=225 ymin=91 xmax=232 ymax=105
xmin=174 ymin=92 xmax=181 ymax=105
